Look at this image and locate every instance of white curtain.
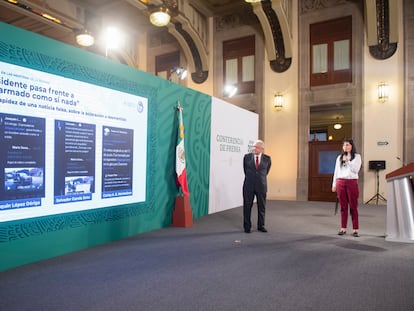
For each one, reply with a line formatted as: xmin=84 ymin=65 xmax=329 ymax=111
xmin=312 ymin=44 xmax=327 ymax=73
xmin=334 ymin=39 xmax=350 ymax=70
xmin=242 ymin=55 xmax=254 ymax=82
xmin=225 ymin=58 xmax=238 ymax=84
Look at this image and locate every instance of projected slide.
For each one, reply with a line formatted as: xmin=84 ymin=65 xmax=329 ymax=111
xmin=0 ymin=61 xmax=148 ymax=221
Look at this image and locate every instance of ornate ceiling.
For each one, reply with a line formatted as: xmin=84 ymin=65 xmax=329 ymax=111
xmin=0 ymin=0 xmax=257 ymax=83
xmin=1 ymin=0 xmax=377 ymax=126
xmin=0 ymin=0 xmax=248 ymax=48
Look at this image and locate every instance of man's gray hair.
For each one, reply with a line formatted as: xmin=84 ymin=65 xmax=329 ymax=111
xmin=255 ymin=140 xmax=265 ymax=149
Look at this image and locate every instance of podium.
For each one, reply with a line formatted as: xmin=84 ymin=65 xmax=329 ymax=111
xmin=385 ymin=163 xmax=414 ymax=242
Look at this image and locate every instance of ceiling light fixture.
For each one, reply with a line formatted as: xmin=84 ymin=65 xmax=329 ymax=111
xmin=75 ymin=30 xmax=95 ymax=47
xmin=333 ymin=117 xmax=342 ymax=130
xmin=41 ymin=13 xmax=61 ymax=24
xmin=150 ymin=6 xmax=171 ymax=27
xmin=245 ymin=0 xmax=262 ymax=3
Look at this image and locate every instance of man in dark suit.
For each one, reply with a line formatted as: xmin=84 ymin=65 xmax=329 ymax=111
xmin=243 ymin=140 xmax=272 ymax=233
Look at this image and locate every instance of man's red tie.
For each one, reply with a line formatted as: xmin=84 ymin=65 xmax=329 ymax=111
xmin=255 ymin=156 xmax=259 ymax=169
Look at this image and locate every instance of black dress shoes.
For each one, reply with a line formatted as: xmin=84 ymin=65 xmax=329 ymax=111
xmin=244 ymin=229 xmax=251 ymax=233
xmin=258 ymin=227 xmax=268 ymax=233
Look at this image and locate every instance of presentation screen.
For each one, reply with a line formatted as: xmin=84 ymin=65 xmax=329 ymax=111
xmin=0 ymin=61 xmax=148 ymax=222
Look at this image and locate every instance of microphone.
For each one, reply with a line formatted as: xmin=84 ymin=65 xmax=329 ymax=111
xmin=341 ymin=151 xmax=348 ymax=165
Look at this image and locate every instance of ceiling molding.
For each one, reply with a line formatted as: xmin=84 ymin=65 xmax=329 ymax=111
xmin=366 ymin=0 xmax=398 ymax=60
xmin=251 ymin=0 xmax=292 ymax=73
xmin=167 ymin=14 xmax=209 ymax=84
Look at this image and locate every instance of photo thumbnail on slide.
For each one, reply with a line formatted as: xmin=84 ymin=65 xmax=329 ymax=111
xmin=54 ymin=120 xmax=96 ymax=204
xmin=0 ymin=113 xmax=45 ymax=209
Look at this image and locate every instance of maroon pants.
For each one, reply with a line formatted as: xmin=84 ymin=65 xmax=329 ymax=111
xmin=336 ymin=179 xmax=359 ymax=230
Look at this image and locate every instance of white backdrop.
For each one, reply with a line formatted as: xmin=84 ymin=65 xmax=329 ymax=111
xmin=208 ymin=97 xmax=258 ymax=214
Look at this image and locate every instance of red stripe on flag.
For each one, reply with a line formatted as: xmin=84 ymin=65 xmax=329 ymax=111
xmin=177 ymin=167 xmax=189 ymax=196
xmin=176 ymin=103 xmax=189 ymax=196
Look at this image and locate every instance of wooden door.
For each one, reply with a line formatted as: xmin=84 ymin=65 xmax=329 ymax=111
xmin=308 ymin=141 xmax=342 ymax=202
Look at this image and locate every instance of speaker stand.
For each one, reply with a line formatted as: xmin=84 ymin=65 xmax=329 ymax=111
xmin=365 ymin=168 xmax=387 ymax=205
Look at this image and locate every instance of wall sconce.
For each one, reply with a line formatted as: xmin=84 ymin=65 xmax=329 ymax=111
xmin=149 ymin=7 xmax=171 ymax=27
xmin=333 ymin=117 xmax=342 ymax=130
xmin=223 ymin=85 xmax=238 ymax=98
xmin=75 ymin=29 xmax=95 ymax=47
xmin=273 ymin=93 xmax=284 ymax=111
xmin=170 ymin=67 xmax=188 ymax=81
xmin=103 ymin=26 xmax=124 ymax=57
xmin=378 ymin=81 xmax=389 ymax=103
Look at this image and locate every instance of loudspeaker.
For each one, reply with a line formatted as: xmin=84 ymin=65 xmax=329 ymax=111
xmin=369 ymin=160 xmax=386 ymax=170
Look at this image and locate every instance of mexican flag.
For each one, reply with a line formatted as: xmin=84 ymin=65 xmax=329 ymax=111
xmin=176 ymin=104 xmax=190 ymax=196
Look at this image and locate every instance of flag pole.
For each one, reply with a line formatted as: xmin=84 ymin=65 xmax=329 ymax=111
xmin=173 ymin=100 xmax=192 ymax=227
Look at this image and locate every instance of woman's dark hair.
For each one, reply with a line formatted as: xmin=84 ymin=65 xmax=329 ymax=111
xmin=342 ymin=138 xmax=356 ymax=161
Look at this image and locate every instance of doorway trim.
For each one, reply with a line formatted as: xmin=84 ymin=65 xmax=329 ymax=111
xmin=297 ymin=2 xmax=364 ymax=201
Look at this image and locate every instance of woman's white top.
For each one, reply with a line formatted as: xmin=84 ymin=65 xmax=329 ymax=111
xmin=332 ymin=153 xmax=362 ymax=187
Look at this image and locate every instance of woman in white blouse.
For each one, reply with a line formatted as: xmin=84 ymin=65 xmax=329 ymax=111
xmin=332 ymin=138 xmax=362 ymax=237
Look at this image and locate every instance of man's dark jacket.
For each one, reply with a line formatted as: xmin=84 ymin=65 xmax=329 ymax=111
xmin=243 ymin=153 xmax=271 ymax=193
